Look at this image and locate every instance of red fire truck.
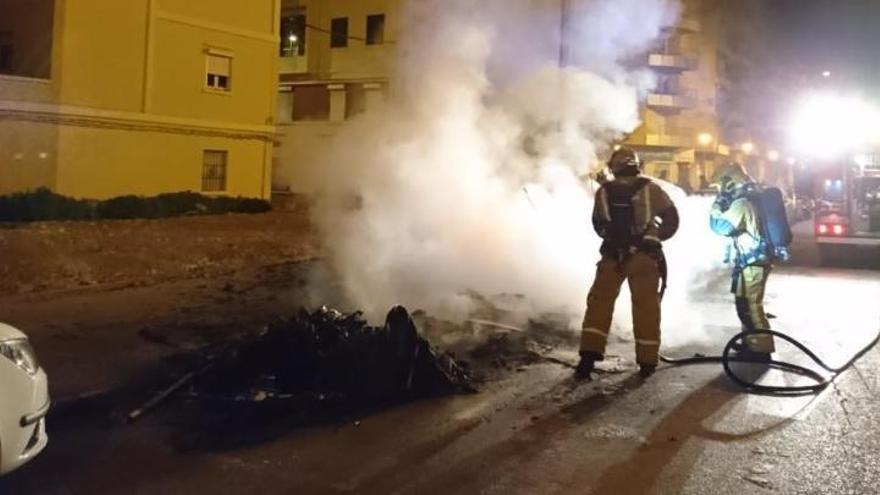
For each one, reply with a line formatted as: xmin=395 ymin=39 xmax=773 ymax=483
xmin=813 ymin=153 xmax=880 ymax=262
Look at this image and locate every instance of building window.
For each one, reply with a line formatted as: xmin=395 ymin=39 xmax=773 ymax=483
xmin=330 ymin=17 xmax=348 ymax=48
xmin=366 ymin=14 xmax=385 ymax=45
xmin=277 ymin=89 xmax=294 ymax=124
xmin=346 ymin=83 xmax=366 ymax=118
xmin=205 ymin=53 xmax=232 ymax=91
xmin=280 ymin=7 xmax=306 ymax=57
xmin=0 ymin=0 xmax=54 ymax=79
xmin=0 ymin=42 xmax=12 ymax=74
xmin=292 ymin=85 xmax=330 ymax=121
xmin=655 ymin=73 xmax=679 ymax=95
xmin=202 ymin=150 xmax=228 ymax=192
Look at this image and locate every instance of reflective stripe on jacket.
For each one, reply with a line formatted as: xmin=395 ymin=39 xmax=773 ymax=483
xmin=710 ymin=196 xmax=769 ymax=267
xmin=593 ymin=176 xmax=679 ymax=243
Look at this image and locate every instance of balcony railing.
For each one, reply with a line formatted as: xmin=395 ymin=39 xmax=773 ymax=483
xmin=646 ymin=91 xmax=697 ymax=110
xmin=677 ymin=16 xmax=701 ymax=33
xmin=644 ymin=133 xmax=691 ymax=148
xmin=648 ymin=53 xmax=698 ymax=71
xmin=279 ymin=55 xmax=309 ymax=75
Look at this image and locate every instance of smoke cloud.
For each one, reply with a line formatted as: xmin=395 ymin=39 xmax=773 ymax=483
xmin=306 ymin=0 xmax=728 ymax=346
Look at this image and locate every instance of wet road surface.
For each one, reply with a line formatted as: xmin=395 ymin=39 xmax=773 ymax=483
xmin=3 ymin=227 xmax=880 ymax=494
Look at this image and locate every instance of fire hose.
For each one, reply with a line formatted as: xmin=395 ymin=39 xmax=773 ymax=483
xmin=659 ymin=328 xmax=880 ymax=395
xmin=518 ymin=187 xmax=879 ymax=395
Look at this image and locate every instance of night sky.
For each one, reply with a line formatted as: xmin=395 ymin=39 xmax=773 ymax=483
xmin=720 ymin=0 xmax=880 ymax=144
xmin=765 ymin=0 xmax=880 ymax=90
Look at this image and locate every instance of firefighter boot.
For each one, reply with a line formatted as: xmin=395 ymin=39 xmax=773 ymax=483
xmin=735 ymin=347 xmax=773 ymax=363
xmin=575 ymin=351 xmax=603 ymax=380
xmin=639 ymin=363 xmax=657 ymax=378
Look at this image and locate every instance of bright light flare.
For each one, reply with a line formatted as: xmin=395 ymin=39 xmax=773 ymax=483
xmin=789 ymin=92 xmax=880 ymax=159
xmin=697 ymin=132 xmax=713 ymax=146
xmin=767 ymin=150 xmax=780 ymax=162
xmin=740 ymin=142 xmax=755 ymax=154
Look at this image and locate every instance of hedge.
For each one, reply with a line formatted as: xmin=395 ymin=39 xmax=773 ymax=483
xmin=0 ymin=189 xmax=271 ymax=222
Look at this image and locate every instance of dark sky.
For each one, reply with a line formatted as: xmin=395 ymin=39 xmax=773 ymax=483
xmin=721 ymin=0 xmax=880 ymax=142
xmin=765 ymin=0 xmax=880 ymax=89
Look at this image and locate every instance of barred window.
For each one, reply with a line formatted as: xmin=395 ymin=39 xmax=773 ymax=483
xmin=280 ymin=8 xmax=306 ymax=57
xmin=202 ymin=150 xmax=228 ymax=192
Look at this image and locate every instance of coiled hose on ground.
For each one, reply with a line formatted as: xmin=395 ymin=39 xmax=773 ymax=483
xmin=660 ymin=329 xmax=880 ymax=395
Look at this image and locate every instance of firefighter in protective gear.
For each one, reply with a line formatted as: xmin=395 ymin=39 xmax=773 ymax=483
xmin=710 ymin=162 xmax=775 ymax=357
xmin=576 ymin=148 xmax=680 ymax=380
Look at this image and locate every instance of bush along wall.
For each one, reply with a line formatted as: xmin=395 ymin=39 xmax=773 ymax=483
xmin=0 ymin=189 xmax=271 ymax=222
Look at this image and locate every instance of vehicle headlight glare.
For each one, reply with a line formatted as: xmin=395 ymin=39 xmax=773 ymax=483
xmin=0 ymin=339 xmax=40 ymax=375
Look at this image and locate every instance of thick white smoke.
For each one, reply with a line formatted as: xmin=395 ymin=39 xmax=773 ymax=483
xmin=307 ymin=0 xmax=728 ymax=345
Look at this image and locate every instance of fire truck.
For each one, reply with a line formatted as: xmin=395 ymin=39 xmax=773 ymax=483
xmin=813 ymin=152 xmax=880 ymax=262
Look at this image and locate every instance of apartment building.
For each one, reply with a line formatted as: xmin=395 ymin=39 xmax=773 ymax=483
xmin=624 ymin=0 xmax=728 ymax=191
xmin=274 ymin=0 xmax=399 ymax=193
xmin=0 ymin=0 xmax=279 ymax=199
xmin=272 ymin=0 xmax=732 ymax=194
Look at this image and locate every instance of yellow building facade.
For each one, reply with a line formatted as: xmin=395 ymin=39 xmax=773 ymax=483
xmin=0 ymin=0 xmax=279 ymax=199
xmin=272 ymin=0 xmax=728 ymax=195
xmin=624 ymin=0 xmax=727 ymax=191
xmin=274 ymin=0 xmax=400 ymax=193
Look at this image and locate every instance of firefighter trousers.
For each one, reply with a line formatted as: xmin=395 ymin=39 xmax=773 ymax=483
xmin=580 ymin=252 xmax=661 ymax=366
xmin=733 ymin=264 xmax=775 ymax=353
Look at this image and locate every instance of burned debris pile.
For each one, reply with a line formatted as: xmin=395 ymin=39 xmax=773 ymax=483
xmin=190 ymin=305 xmax=474 ymax=407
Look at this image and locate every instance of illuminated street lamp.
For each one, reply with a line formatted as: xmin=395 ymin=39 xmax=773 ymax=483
xmin=697 ymin=132 xmax=714 ymax=147
xmin=767 ymin=150 xmax=780 ymax=162
xmin=740 ymin=142 xmax=755 ymax=155
xmin=288 ymin=34 xmax=298 ymax=43
xmin=822 ymin=70 xmax=832 ymax=78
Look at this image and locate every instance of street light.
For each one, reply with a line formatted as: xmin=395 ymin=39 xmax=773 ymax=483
xmin=740 ymin=142 xmax=755 ymax=155
xmin=288 ymin=34 xmax=298 ymax=43
xmin=697 ymin=132 xmax=714 ymax=147
xmin=822 ymin=71 xmax=832 ymax=79
xmin=767 ymin=150 xmax=780 ymax=162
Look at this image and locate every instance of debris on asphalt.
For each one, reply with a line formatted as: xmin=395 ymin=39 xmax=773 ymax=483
xmin=188 ymin=305 xmax=475 ymax=408
xmin=743 ymin=474 xmax=774 ymax=490
xmin=749 ymin=463 xmax=774 ymax=475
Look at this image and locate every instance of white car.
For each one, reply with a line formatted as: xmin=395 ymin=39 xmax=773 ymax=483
xmin=0 ymin=323 xmax=49 ymax=475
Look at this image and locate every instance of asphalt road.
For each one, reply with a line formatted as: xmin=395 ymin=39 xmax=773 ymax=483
xmin=3 ymin=224 xmax=880 ymax=494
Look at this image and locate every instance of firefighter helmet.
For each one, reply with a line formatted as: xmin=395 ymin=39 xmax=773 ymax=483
xmin=713 ymin=162 xmax=754 ymax=194
xmin=607 ymin=148 xmax=641 ymax=176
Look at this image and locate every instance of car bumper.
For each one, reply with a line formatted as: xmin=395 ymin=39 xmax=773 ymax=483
xmin=817 ymin=236 xmax=880 ymax=246
xmin=21 ymin=399 xmax=50 ymax=427
xmin=0 ymin=367 xmax=49 ymax=475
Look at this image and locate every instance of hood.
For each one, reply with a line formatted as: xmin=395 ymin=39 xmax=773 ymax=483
xmin=0 ymin=322 xmax=28 ymax=341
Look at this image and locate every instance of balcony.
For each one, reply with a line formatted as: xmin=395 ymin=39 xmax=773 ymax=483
xmin=677 ymin=16 xmax=702 ymax=33
xmin=646 ymin=91 xmax=697 ymax=111
xmin=644 ymin=133 xmax=692 ymax=148
xmin=279 ymin=55 xmax=309 ymax=76
xmin=648 ymin=53 xmax=698 ymax=71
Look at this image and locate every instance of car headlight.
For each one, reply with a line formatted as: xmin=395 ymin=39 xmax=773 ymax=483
xmin=0 ymin=339 xmax=40 ymax=375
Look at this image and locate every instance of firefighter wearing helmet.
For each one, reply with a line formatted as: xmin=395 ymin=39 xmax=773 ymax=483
xmin=576 ymin=148 xmax=680 ymax=379
xmin=710 ymin=162 xmax=776 ymax=358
